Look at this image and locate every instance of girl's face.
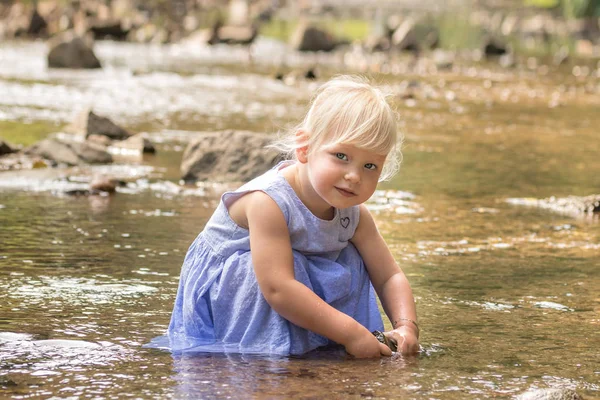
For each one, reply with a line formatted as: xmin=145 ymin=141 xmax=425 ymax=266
xmin=304 ymin=142 xmax=387 ymax=209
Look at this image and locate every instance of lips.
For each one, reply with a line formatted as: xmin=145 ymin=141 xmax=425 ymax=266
xmin=335 ymin=187 xmax=356 ymax=197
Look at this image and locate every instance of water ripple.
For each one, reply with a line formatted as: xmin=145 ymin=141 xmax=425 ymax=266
xmin=0 ymin=41 xmax=304 ymax=127
xmin=5 ymin=276 xmax=157 ymax=306
xmin=0 ymin=333 xmax=137 ymax=371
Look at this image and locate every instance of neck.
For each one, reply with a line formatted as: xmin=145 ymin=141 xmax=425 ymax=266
xmin=283 ymin=162 xmax=335 ymax=220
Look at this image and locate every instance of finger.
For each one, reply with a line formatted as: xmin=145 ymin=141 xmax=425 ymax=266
xmin=379 ymin=342 xmax=392 ymax=356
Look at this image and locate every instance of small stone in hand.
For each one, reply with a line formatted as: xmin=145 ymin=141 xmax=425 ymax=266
xmin=372 ymin=330 xmax=397 ymax=352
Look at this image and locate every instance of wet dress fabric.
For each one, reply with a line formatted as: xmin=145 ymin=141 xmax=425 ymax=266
xmin=166 ymin=161 xmax=384 ymax=355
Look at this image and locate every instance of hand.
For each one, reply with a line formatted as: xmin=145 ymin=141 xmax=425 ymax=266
xmin=345 ymin=330 xmax=393 ymax=358
xmin=384 ymin=326 xmax=419 ymax=356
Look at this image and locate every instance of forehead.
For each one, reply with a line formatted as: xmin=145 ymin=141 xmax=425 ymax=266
xmin=320 ymin=142 xmax=387 ymax=162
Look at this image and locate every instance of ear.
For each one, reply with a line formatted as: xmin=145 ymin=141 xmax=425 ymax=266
xmin=295 ymin=130 xmax=309 ymax=163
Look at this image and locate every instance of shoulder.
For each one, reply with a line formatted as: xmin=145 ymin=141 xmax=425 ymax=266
xmin=351 ymin=204 xmax=380 ymax=244
xmin=228 ymin=190 xmax=288 ymax=230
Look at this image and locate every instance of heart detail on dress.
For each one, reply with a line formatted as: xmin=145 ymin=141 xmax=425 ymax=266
xmin=340 ymin=217 xmax=350 ymax=229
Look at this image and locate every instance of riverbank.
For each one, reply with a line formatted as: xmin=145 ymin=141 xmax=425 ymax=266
xmin=2 ymin=1 xmax=599 ymax=58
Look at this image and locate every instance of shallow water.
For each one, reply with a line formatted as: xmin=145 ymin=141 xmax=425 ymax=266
xmin=1 ymin=40 xmax=599 ymax=399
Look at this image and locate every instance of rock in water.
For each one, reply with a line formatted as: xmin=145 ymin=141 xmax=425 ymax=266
xmin=47 ymin=32 xmax=101 ymax=69
xmin=70 ymin=109 xmax=131 ymax=140
xmin=0 ymin=140 xmax=16 ymax=156
xmin=23 ymin=138 xmax=112 ymax=166
xmin=290 ymin=21 xmax=337 ymax=52
xmin=181 ymin=130 xmax=281 ymax=183
xmin=90 ymin=176 xmax=119 ymax=193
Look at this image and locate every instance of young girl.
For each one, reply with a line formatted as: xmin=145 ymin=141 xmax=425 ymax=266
xmin=167 ymin=76 xmax=419 ymax=358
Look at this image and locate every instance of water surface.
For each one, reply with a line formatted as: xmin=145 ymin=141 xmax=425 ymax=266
xmin=1 ymin=40 xmax=599 ymax=399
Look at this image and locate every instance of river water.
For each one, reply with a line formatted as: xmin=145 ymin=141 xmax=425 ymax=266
xmin=1 ymin=39 xmax=599 ymax=399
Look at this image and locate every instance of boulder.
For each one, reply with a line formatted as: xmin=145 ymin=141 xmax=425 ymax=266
xmin=391 ymin=19 xmax=420 ymax=53
xmin=86 ymin=134 xmax=112 ymax=147
xmin=0 ymin=140 xmax=16 ymax=156
xmin=290 ymin=22 xmax=337 ymax=52
xmin=217 ymin=24 xmax=258 ymax=45
xmin=181 ymin=28 xmax=214 ymax=46
xmin=47 ymin=32 xmax=102 ymax=69
xmin=70 ymin=110 xmax=131 ymax=140
xmin=89 ymin=19 xmax=130 ymax=41
xmin=27 ymin=9 xmax=48 ymax=36
xmin=23 ymin=138 xmax=112 ymax=166
xmin=181 ymin=130 xmax=281 ymax=183
xmin=483 ymin=37 xmax=508 ymax=57
xmin=364 ymin=34 xmax=391 ymax=53
xmin=110 ymin=133 xmax=156 ymax=154
xmin=185 ymin=20 xmax=258 ymax=46
xmin=90 ymin=176 xmax=121 ymax=193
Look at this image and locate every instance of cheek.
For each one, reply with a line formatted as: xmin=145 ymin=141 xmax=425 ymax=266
xmin=312 ymin=165 xmax=337 ymax=189
xmin=316 ymin=168 xmax=335 ymax=184
xmin=364 ymin=177 xmax=380 ymax=193
xmin=312 ymin=158 xmax=334 ymax=175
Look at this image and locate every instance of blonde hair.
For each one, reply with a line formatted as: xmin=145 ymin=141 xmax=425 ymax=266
xmin=270 ymin=75 xmax=402 ymax=181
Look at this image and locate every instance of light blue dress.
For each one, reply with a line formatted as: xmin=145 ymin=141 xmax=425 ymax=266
xmin=166 ymin=161 xmax=384 ymax=355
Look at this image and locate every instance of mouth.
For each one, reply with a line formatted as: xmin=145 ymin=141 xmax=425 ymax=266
xmin=335 ymin=187 xmax=357 ymax=197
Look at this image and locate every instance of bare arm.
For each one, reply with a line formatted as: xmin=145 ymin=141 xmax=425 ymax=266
xmin=351 ymin=204 xmax=420 ymax=354
xmin=244 ymin=192 xmax=391 ymax=358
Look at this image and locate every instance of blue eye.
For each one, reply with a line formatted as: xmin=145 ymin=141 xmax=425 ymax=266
xmin=335 ymin=153 xmax=348 ymax=161
xmin=365 ymin=163 xmax=377 ymax=170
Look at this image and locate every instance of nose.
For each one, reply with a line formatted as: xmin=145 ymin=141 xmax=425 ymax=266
xmin=344 ymin=169 xmax=360 ymax=184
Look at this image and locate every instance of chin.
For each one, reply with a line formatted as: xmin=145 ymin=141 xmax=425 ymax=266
xmin=331 ymin=198 xmax=360 ymax=209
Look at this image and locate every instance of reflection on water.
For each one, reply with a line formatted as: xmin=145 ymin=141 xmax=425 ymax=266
xmin=1 ymin=41 xmax=599 ymax=398
xmin=169 ymin=350 xmax=420 ymax=399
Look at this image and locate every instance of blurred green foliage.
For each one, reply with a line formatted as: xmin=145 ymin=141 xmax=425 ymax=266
xmin=259 ymin=18 xmax=370 ymax=43
xmin=259 ymin=19 xmax=296 ymax=41
xmin=436 ymin=14 xmax=486 ymax=50
xmin=328 ymin=19 xmax=371 ymax=42
xmin=561 ymin=0 xmax=600 ymax=17
xmin=525 ymin=0 xmax=560 ymax=7
xmin=526 ymin=0 xmax=600 ymax=17
xmin=0 ymin=121 xmax=60 ymax=147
